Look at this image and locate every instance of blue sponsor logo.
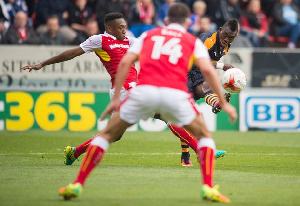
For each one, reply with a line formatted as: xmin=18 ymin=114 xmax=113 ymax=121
xmin=245 ymin=97 xmax=300 ymax=130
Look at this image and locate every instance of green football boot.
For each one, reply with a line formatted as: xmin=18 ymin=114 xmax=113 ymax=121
xmin=64 ymin=146 xmax=77 ymax=165
xmin=59 ymin=183 xmax=83 ymax=200
xmin=215 ymin=150 xmax=226 ymax=159
xmin=201 ymin=184 xmax=231 ymax=203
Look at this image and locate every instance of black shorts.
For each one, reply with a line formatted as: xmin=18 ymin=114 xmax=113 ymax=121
xmin=187 ymin=66 xmax=205 ymax=100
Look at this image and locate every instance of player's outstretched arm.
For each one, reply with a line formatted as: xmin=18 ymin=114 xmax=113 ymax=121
xmin=21 ymin=47 xmax=85 ymax=72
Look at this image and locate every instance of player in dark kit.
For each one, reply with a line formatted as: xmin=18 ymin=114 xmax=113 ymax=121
xmin=188 ymin=19 xmax=239 ymax=112
xmin=168 ymin=19 xmax=239 ymax=164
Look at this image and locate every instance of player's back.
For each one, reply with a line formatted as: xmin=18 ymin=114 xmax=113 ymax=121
xmin=137 ymin=25 xmax=198 ymax=92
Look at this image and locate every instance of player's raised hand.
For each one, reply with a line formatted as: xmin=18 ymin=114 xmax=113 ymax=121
xmin=221 ymin=103 xmax=237 ymax=124
xmin=21 ymin=63 xmax=43 ymax=72
xmin=100 ymin=100 xmax=119 ymax=121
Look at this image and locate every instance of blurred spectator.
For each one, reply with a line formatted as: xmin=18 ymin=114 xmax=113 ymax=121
xmin=240 ymin=0 xmax=269 ymax=47
xmin=241 ymin=0 xmax=277 ymax=18
xmin=156 ymin=0 xmax=176 ymax=26
xmin=188 ymin=0 xmax=206 ymax=34
xmin=71 ymin=18 xmax=99 ymax=44
xmin=34 ymin=0 xmax=76 ymax=43
xmin=68 ymin=0 xmax=93 ymax=34
xmin=94 ymin=0 xmax=127 ymax=33
xmin=189 ymin=1 xmax=209 ymax=35
xmin=40 ymin=15 xmax=67 ymax=45
xmin=2 ymin=10 xmax=39 ymax=44
xmin=215 ymin=0 xmax=242 ymax=27
xmin=198 ymin=16 xmax=216 ymax=34
xmin=0 ymin=0 xmax=28 ymax=26
xmin=270 ymin=0 xmax=300 ymax=48
xmin=128 ymin=0 xmax=156 ymax=37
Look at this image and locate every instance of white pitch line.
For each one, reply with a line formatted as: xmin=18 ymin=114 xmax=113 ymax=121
xmin=0 ymin=153 xmax=299 ymax=156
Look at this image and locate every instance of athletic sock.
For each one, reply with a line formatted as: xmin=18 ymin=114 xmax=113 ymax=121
xmin=167 ymin=123 xmax=198 ymax=152
xmin=197 ymin=138 xmax=216 ymax=187
xmin=204 ymin=92 xmax=219 ymax=107
xmin=74 ymin=136 xmax=109 ymax=186
xmin=74 ymin=138 xmax=93 ymax=159
xmin=180 ymin=140 xmax=190 ymax=153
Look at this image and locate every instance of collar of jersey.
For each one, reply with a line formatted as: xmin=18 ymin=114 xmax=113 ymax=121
xmin=166 ymin=23 xmax=186 ymax=33
xmin=104 ymin=31 xmax=117 ymax=40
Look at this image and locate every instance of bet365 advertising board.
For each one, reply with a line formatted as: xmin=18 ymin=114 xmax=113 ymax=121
xmin=0 ymin=91 xmax=239 ymax=132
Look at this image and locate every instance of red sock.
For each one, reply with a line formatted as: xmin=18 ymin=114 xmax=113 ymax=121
xmin=74 ymin=145 xmax=105 ymax=186
xmin=74 ymin=138 xmax=93 ymax=158
xmin=197 ymin=138 xmax=215 ymax=187
xmin=167 ymin=123 xmax=198 ymax=152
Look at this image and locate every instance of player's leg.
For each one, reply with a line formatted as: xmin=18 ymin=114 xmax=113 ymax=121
xmin=194 ymin=82 xmax=229 ymax=158
xmin=64 ymin=115 xmax=125 ymax=165
xmin=168 ymin=122 xmax=226 ymax=159
xmin=64 ymin=88 xmax=128 ymax=165
xmin=183 ymin=116 xmax=214 ymax=187
xmin=154 ymin=113 xmax=197 ymax=166
xmin=59 ymin=85 xmax=159 ymax=200
xmin=194 ymin=81 xmax=231 ymax=114
xmin=167 ymin=123 xmax=198 ymax=166
xmin=180 ymin=139 xmax=193 ymax=166
xmin=164 ymin=88 xmax=230 ymax=203
xmin=59 ymin=111 xmax=132 ymax=200
xmin=183 ymin=115 xmax=230 ymax=203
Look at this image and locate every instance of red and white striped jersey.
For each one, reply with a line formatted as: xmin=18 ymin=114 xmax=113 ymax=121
xmin=80 ymin=32 xmax=137 ymax=90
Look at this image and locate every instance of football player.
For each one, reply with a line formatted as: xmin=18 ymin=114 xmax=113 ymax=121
xmin=168 ymin=19 xmax=239 ymax=166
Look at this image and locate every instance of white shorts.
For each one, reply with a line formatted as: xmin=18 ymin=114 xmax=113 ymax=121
xmin=119 ymin=85 xmax=200 ymax=126
xmin=110 ymin=87 xmax=128 ymax=102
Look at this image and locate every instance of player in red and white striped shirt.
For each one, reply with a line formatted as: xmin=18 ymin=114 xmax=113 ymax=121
xmin=21 ymin=13 xmax=138 ymax=164
xmin=58 ymin=3 xmax=237 ymax=203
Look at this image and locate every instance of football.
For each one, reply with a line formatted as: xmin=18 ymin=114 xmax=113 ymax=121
xmin=221 ymin=68 xmax=247 ymax=93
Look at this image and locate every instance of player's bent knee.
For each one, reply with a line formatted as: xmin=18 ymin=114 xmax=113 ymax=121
xmin=201 ymin=82 xmax=211 ymax=94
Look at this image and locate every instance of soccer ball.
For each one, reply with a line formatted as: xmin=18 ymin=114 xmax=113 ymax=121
xmin=221 ymin=68 xmax=247 ymax=93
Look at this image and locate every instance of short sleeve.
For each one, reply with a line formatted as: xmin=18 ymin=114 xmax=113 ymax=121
xmin=194 ymin=38 xmax=210 ymax=59
xmin=128 ymin=32 xmax=147 ymax=55
xmin=79 ymin=35 xmax=102 ymax=53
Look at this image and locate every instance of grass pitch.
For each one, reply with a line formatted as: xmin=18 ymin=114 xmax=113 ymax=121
xmin=0 ymin=131 xmax=299 ymax=206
